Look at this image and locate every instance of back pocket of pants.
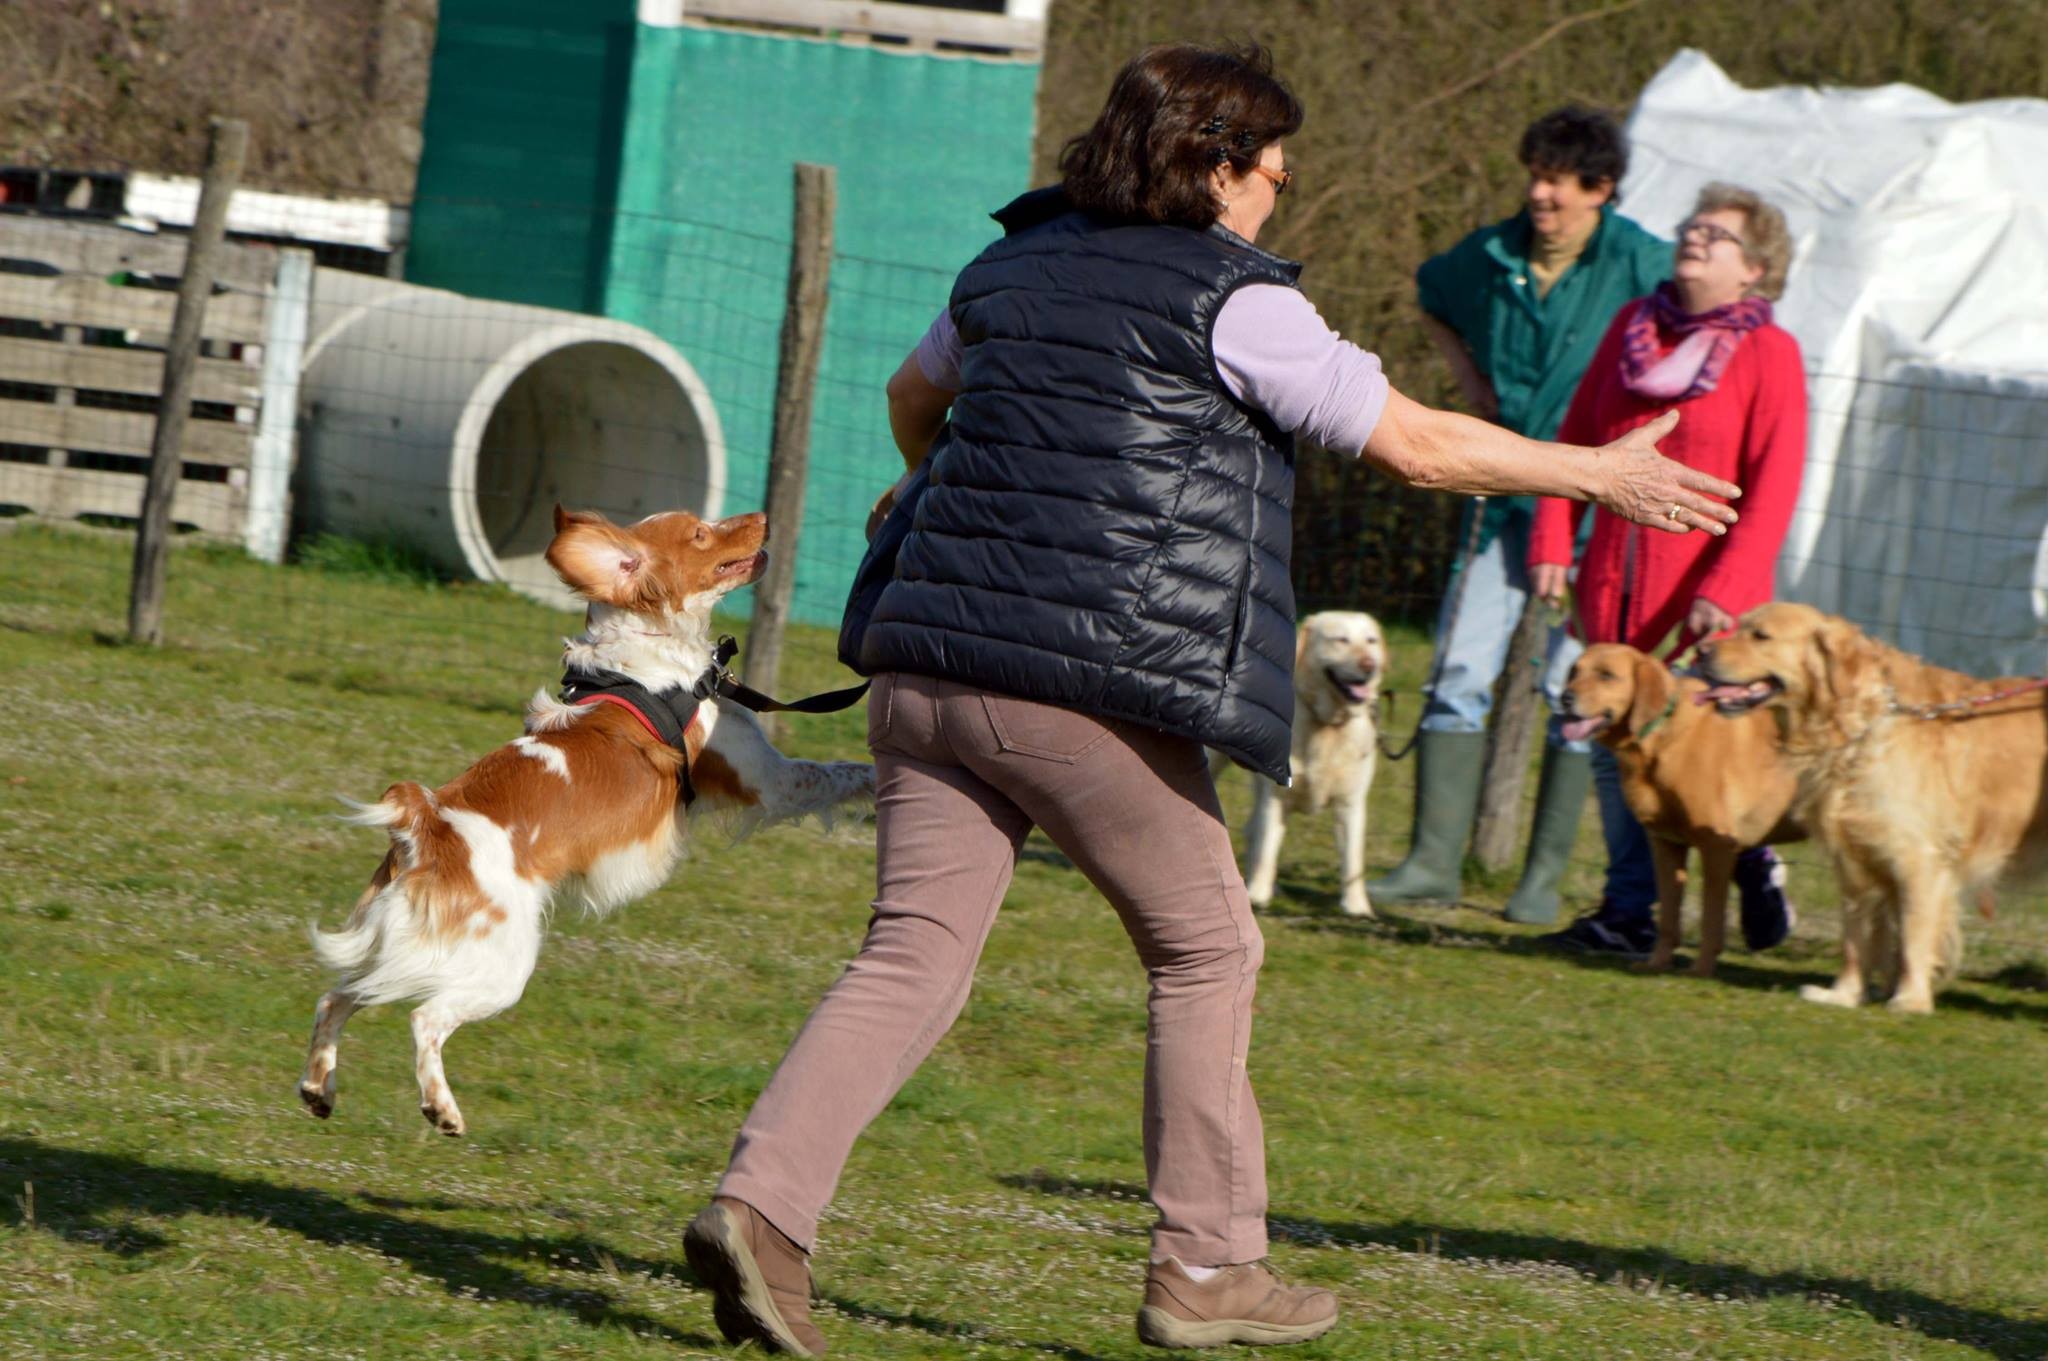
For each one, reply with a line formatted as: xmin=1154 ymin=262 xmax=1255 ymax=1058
xmin=980 ymin=693 xmax=1114 ymax=764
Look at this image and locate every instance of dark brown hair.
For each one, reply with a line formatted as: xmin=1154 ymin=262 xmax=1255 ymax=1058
xmin=1059 ymin=43 xmax=1304 ymax=230
xmin=1518 ymin=105 xmax=1628 ymax=197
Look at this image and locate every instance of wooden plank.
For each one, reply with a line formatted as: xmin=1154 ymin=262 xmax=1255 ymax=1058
xmin=245 ymin=247 xmax=312 ymax=563
xmin=0 ymin=214 xmax=280 ymax=292
xmin=684 ymin=0 xmax=1043 ymax=53
xmin=0 ymin=397 xmax=254 ymax=465
xmin=0 ymin=272 xmax=268 ymax=345
xmin=0 ymin=335 xmax=259 ymax=406
xmin=0 ymin=460 xmax=244 ymax=537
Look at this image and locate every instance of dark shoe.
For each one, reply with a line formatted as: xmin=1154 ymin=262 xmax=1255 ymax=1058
xmin=684 ymin=1198 xmax=827 ymax=1356
xmin=1736 ymin=846 xmax=1796 ymax=951
xmin=1538 ymin=903 xmax=1657 ymax=959
xmin=1137 ymin=1257 xmax=1338 ymax=1349
xmin=1369 ymin=730 xmax=1487 ymax=903
xmin=1502 ymin=746 xmax=1594 ymax=925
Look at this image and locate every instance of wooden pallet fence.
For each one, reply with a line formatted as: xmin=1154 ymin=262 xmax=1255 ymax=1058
xmin=0 ymin=214 xmax=311 ymax=554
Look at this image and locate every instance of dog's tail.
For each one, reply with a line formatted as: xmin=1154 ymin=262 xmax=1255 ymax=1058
xmin=339 ymin=782 xmax=438 ymax=849
xmin=313 ymin=783 xmax=439 ymax=976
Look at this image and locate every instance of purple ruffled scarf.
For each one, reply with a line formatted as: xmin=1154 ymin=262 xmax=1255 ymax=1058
xmin=1620 ymin=282 xmax=1773 ymax=401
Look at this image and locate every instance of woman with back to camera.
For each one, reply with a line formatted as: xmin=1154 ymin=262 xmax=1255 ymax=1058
xmin=683 ymin=43 xmax=1740 ymax=1355
xmin=1530 ymin=182 xmax=1807 ymax=960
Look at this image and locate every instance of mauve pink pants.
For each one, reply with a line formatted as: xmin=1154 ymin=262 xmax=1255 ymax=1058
xmin=717 ymin=670 xmax=1269 ymax=1265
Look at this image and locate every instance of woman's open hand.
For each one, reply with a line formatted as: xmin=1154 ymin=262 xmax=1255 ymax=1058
xmin=1595 ymin=411 xmax=1741 ymax=535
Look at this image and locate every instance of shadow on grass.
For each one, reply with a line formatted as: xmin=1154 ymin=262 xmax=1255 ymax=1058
xmin=1981 ymin=960 xmax=2048 ymax=993
xmin=1279 ymin=900 xmax=2048 ymax=1020
xmin=0 ymin=1136 xmax=716 ymax=1346
xmin=1272 ymin=893 xmax=1861 ymax=990
xmin=2 ymin=1137 xmax=1122 ymax=1358
xmin=1004 ymin=1172 xmax=2048 ymax=1361
xmin=820 ymin=1294 xmax=1115 ymax=1361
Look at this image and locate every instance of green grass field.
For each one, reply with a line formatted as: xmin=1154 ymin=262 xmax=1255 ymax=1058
xmin=3 ymin=521 xmax=2046 ymax=1361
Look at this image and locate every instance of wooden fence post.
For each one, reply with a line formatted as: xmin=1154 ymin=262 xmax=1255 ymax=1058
xmin=128 ymin=117 xmax=247 ymax=645
xmin=1470 ymin=593 xmax=1551 ymax=870
xmin=745 ymin=161 xmax=836 ymax=730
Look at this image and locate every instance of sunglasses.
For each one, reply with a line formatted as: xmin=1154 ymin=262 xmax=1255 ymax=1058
xmin=1250 ymin=164 xmax=1293 ymax=196
xmin=1678 ymin=218 xmax=1745 ymax=250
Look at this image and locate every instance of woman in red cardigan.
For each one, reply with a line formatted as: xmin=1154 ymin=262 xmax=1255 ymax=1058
xmin=1528 ymin=182 xmax=1807 ymax=957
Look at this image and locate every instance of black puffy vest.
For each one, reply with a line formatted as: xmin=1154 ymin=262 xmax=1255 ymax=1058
xmin=858 ymin=188 xmax=1304 ymax=783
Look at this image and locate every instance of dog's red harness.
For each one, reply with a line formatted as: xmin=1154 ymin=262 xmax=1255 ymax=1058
xmin=568 ymin=691 xmax=700 ymax=745
xmin=557 ymin=651 xmax=728 ymax=805
xmin=554 ymin=636 xmax=869 ymax=806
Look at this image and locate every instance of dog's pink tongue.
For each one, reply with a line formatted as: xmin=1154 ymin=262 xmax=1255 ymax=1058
xmin=1339 ymin=680 xmax=1372 ymax=703
xmin=1559 ymin=715 xmax=1606 ymax=742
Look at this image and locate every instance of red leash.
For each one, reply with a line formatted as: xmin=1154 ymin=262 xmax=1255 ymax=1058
xmin=1890 ymin=676 xmax=2048 ymax=721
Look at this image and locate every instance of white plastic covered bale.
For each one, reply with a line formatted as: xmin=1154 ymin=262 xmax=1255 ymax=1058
xmin=1621 ymin=50 xmax=2048 ymax=674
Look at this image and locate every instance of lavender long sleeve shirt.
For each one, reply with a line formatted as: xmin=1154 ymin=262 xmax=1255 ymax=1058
xmin=912 ymin=284 xmax=1390 ymax=455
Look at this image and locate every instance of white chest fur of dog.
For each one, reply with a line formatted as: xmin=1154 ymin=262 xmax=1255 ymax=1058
xmin=1241 ymin=610 xmax=1385 ymax=918
xmin=296 ymin=506 xmax=875 ymax=1137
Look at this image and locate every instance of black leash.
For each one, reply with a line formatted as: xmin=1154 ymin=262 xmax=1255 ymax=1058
xmin=698 ymin=634 xmax=871 ymax=715
xmin=558 ymin=635 xmax=868 ymax=807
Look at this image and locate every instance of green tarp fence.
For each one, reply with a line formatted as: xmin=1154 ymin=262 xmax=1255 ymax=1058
xmin=408 ymin=3 xmax=1040 ymax=625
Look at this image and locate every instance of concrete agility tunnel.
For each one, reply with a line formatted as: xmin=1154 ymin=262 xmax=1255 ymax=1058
xmin=297 ymin=268 xmax=725 ymax=608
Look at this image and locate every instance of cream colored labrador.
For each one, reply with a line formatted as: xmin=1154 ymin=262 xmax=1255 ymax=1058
xmin=1240 ymin=610 xmax=1386 ymax=918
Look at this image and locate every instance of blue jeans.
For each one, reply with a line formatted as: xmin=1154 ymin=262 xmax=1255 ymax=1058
xmin=1592 ymin=744 xmax=1657 ymax=914
xmin=1419 ymin=514 xmax=1587 ymax=753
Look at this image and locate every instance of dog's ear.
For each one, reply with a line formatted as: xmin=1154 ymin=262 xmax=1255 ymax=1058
xmin=1296 ymin=618 xmax=1313 ymax=671
xmin=546 ymin=511 xmax=652 ymax=608
xmin=1626 ymin=649 xmax=1675 ymax=735
xmin=1811 ymin=615 xmax=1878 ymax=733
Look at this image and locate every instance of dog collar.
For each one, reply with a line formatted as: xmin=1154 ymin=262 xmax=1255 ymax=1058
xmin=1635 ymin=692 xmax=1680 ymax=740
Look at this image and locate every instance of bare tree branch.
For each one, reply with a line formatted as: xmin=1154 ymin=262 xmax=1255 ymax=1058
xmin=1411 ymin=0 xmax=1650 ymax=117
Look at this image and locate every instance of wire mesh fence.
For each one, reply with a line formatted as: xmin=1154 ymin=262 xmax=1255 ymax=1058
xmin=3 ymin=188 xmax=2046 ymax=948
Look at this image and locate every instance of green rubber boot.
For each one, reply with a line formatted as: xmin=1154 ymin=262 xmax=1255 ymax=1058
xmin=1502 ymin=745 xmax=1595 ymax=925
xmin=1369 ymin=730 xmax=1486 ymax=903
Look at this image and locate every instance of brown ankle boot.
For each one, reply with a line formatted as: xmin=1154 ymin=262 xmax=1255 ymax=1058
xmin=1137 ymin=1257 xmax=1338 ymax=1349
xmin=684 ymin=1197 xmax=827 ymax=1356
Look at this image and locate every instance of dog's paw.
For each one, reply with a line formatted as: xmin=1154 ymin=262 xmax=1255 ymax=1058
xmin=1339 ymin=897 xmax=1374 ymax=920
xmin=1798 ymin=982 xmax=1862 ymax=1008
xmin=420 ymin=1101 xmax=466 ymax=1137
xmin=1885 ymin=991 xmax=1934 ymax=1016
xmin=1632 ymin=956 xmax=1677 ymax=975
xmin=1687 ymin=957 xmax=1720 ymax=979
xmin=298 ymin=1079 xmax=334 ymax=1120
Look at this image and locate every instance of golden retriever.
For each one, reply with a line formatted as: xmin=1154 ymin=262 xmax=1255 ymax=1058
xmin=1557 ymin=643 xmax=1803 ymax=976
xmin=1697 ymin=602 xmax=2048 ymax=1013
xmin=1241 ymin=610 xmax=1385 ymax=918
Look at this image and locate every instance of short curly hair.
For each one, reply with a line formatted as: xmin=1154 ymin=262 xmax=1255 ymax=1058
xmin=1693 ymin=182 xmax=1795 ymax=300
xmin=1518 ymin=105 xmax=1628 ymax=199
xmin=1059 ymin=43 xmax=1304 ymax=230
